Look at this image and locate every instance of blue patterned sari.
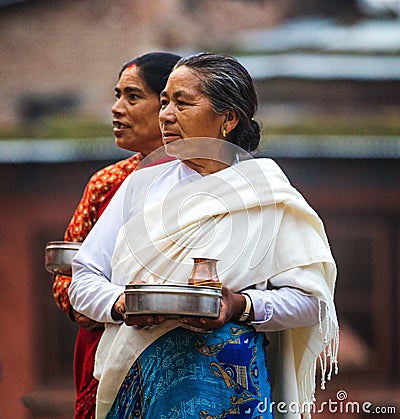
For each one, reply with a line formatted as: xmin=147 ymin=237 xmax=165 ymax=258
xmin=106 ymin=322 xmax=273 ymax=418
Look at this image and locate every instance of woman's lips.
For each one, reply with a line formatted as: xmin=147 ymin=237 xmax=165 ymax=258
xmin=113 ymin=120 xmax=130 ymax=129
xmin=113 ymin=121 xmax=130 ymax=137
xmin=162 ymin=132 xmax=181 ymax=143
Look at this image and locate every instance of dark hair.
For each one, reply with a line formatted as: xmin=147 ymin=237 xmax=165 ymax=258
xmin=174 ymin=52 xmax=260 ymax=152
xmin=119 ymin=52 xmax=181 ymax=96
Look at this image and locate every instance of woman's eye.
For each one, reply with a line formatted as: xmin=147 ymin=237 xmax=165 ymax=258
xmin=129 ymin=94 xmax=139 ymax=101
xmin=177 ymin=100 xmax=188 ymax=107
xmin=160 ymin=99 xmax=169 ymax=108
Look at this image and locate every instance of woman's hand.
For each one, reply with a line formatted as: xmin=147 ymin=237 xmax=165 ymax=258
xmin=111 ymin=292 xmax=126 ymax=321
xmin=72 ymin=308 xmax=104 ymax=331
xmin=113 ymin=283 xmax=250 ymax=330
xmin=179 ymin=285 xmax=249 ymax=332
xmin=124 ymin=313 xmax=166 ymax=328
xmin=113 ymin=279 xmax=167 ymax=328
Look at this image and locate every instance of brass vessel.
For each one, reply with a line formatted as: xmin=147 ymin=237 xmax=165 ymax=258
xmin=188 ymin=258 xmax=222 ymax=288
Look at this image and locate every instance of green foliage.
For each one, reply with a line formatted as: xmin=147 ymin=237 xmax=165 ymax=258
xmin=1 ymin=114 xmax=400 ymax=141
xmin=0 ymin=115 xmax=112 ymax=140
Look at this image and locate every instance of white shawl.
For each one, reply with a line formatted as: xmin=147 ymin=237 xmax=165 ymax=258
xmin=94 ymin=158 xmax=338 ymax=418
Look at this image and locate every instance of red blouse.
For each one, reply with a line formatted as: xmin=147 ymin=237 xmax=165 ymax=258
xmin=52 ymin=153 xmax=142 ymax=315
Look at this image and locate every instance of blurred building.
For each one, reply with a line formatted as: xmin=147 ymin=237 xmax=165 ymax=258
xmin=0 ymin=0 xmax=291 ymax=129
xmin=0 ymin=0 xmax=382 ymax=129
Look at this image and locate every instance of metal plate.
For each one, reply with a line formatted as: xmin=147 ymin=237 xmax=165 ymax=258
xmin=44 ymin=241 xmax=81 ymax=275
xmin=125 ymin=283 xmax=222 ymax=318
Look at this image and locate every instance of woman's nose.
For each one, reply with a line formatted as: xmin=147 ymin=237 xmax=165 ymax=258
xmin=112 ymin=98 xmax=125 ymax=116
xmin=159 ymin=103 xmax=176 ymax=123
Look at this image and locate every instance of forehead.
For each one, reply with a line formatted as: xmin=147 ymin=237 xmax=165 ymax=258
xmin=164 ymin=66 xmax=203 ymax=94
xmin=117 ymin=65 xmax=147 ymax=90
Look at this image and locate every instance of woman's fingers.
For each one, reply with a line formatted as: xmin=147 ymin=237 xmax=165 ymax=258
xmin=124 ymin=314 xmax=165 ymax=327
xmin=73 ymin=311 xmax=104 ymax=330
xmin=178 ymin=285 xmax=238 ymax=331
xmin=122 ymin=284 xmax=239 ymax=330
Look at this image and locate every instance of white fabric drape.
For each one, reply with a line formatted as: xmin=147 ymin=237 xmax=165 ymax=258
xmin=94 ymin=158 xmax=338 ymax=418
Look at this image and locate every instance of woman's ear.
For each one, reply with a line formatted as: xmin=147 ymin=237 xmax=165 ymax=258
xmin=225 ymin=110 xmax=239 ymax=134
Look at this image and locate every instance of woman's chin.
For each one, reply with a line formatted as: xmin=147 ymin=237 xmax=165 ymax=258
xmin=115 ymin=136 xmax=134 ymax=151
xmin=164 ymin=140 xmax=183 ymax=158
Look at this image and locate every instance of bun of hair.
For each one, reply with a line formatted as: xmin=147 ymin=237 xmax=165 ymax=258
xmin=233 ymin=118 xmax=261 ymax=152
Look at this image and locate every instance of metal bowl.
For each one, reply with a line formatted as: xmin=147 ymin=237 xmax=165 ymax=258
xmin=44 ymin=241 xmax=81 ymax=276
xmin=125 ymin=283 xmax=222 ymax=318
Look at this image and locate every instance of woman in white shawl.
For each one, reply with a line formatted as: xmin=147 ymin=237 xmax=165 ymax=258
xmin=69 ymin=53 xmax=338 ymax=419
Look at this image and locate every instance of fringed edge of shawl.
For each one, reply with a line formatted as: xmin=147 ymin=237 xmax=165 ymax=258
xmin=300 ymin=300 xmax=339 ymax=419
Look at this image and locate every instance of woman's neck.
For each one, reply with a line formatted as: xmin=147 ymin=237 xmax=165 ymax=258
xmin=182 ymin=158 xmax=230 ymax=175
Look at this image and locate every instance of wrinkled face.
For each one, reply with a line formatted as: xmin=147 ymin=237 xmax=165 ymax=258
xmin=112 ymin=65 xmax=162 ymax=156
xmin=159 ymin=66 xmax=225 ymax=144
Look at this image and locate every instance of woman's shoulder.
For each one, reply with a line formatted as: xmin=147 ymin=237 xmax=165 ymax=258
xmin=129 ymin=157 xmax=181 ymax=180
xmin=88 ymin=154 xmax=142 ymax=184
xmin=235 ymin=157 xmax=290 ymax=183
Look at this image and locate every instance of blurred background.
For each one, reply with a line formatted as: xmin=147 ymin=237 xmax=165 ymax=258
xmin=0 ymin=0 xmax=399 ymax=417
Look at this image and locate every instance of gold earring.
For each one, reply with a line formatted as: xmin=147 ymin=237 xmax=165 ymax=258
xmin=222 ymin=128 xmax=227 ymax=138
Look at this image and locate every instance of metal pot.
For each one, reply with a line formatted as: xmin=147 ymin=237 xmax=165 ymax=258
xmin=44 ymin=241 xmax=81 ymax=276
xmin=125 ymin=283 xmax=222 ymax=318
